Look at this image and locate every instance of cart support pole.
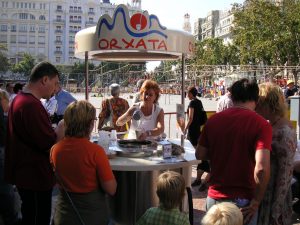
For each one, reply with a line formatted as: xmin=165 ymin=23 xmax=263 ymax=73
xmin=85 ymin=51 xmax=89 ymax=101
xmin=181 ymin=54 xmax=185 ymax=147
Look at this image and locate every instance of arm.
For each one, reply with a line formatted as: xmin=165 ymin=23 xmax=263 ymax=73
xmin=242 ymin=149 xmax=270 ymax=224
xmin=97 ymin=100 xmax=108 ymax=130
xmin=55 ymin=119 xmax=65 ymax=142
xmin=95 ymin=149 xmax=117 ymax=196
xmin=184 ymin=107 xmax=194 ymax=135
xmin=100 ymin=179 xmax=117 ymax=196
xmin=116 ymin=105 xmax=136 ymax=126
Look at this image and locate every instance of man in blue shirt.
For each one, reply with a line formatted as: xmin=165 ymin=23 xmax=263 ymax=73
xmin=55 ymin=84 xmax=76 ymax=119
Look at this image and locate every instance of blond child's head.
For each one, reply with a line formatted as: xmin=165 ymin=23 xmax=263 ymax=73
xmin=156 ymin=171 xmax=185 ymax=210
xmin=202 ymin=202 xmax=243 ymax=225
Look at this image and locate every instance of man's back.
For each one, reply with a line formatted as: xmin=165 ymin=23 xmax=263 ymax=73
xmin=5 ymin=92 xmax=56 ymax=190
xmin=199 ymin=107 xmax=272 ymax=199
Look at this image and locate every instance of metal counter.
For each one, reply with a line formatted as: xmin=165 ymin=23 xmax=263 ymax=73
xmin=108 ymin=139 xmax=199 ymax=225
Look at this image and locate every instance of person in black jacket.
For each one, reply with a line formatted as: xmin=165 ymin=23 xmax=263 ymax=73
xmin=183 ymin=87 xmax=209 ymax=191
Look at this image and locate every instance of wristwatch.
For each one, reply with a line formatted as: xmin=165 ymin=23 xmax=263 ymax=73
xmin=147 ymin=130 xmax=152 ymax=137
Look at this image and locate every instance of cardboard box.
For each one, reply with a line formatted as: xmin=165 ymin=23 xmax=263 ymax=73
xmin=158 ymin=140 xmax=172 ymax=159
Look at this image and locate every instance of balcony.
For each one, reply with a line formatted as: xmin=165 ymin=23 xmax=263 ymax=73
xmin=56 ymin=9 xmax=63 ymax=13
xmin=54 ymin=50 xmax=62 ymax=55
xmin=53 ymin=19 xmax=65 ymax=24
xmin=69 ymin=40 xmax=74 ymax=44
xmin=85 ymin=21 xmax=97 ymax=26
xmin=69 ymin=10 xmax=82 ymax=13
xmin=69 ymin=20 xmax=81 ymax=24
xmin=88 ymin=11 xmax=95 ymax=15
xmin=55 ymin=29 xmax=63 ymax=33
xmin=55 ymin=40 xmax=62 ymax=44
xmin=69 ymin=30 xmax=77 ymax=33
xmin=69 ymin=50 xmax=74 ymax=55
xmin=38 ymin=30 xmax=45 ymax=33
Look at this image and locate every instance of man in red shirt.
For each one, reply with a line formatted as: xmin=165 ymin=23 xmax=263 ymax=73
xmin=5 ymin=61 xmax=63 ymax=225
xmin=196 ymin=78 xmax=272 ymax=225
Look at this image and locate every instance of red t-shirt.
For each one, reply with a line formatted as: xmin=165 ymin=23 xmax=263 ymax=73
xmin=199 ymin=107 xmax=272 ymax=199
xmin=50 ymin=137 xmax=115 ymax=193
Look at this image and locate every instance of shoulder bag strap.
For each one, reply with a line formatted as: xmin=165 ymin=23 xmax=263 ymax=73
xmin=50 ymin=150 xmax=86 ymax=225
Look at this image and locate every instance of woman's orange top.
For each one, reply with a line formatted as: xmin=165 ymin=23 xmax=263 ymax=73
xmin=50 ymin=137 xmax=115 ymax=193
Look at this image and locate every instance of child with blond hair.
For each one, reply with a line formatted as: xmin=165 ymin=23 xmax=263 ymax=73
xmin=137 ymin=171 xmax=190 ymax=225
xmin=202 ymin=202 xmax=243 ymax=225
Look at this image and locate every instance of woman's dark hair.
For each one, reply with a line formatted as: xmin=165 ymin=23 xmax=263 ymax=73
xmin=188 ymin=86 xmax=198 ymax=97
xmin=29 ymin=61 xmax=60 ymax=82
xmin=13 ymin=83 xmax=24 ymax=94
xmin=231 ymin=78 xmax=259 ymax=103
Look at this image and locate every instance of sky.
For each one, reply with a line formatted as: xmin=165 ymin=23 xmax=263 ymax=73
xmin=109 ymin=0 xmax=245 ymax=70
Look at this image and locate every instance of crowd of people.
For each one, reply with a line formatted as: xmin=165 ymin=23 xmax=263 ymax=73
xmin=0 ymin=60 xmax=299 ymax=225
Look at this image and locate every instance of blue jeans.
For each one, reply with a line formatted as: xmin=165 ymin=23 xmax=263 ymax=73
xmin=206 ymin=196 xmax=258 ymax=225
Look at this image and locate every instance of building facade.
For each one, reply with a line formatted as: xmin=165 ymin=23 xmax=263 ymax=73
xmin=0 ymin=0 xmax=141 ymax=65
xmin=214 ymin=9 xmax=234 ymax=45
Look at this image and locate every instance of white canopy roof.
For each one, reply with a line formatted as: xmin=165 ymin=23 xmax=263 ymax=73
xmin=74 ymin=4 xmax=195 ymax=61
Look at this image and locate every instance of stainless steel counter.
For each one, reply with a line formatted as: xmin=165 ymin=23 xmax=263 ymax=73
xmin=108 ymin=139 xmax=200 ymax=225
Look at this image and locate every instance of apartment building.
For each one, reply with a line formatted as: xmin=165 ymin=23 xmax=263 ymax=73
xmin=214 ymin=9 xmax=234 ymax=45
xmin=0 ymin=0 xmax=141 ymax=65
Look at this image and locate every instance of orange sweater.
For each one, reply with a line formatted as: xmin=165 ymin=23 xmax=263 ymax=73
xmin=50 ymin=137 xmax=115 ymax=193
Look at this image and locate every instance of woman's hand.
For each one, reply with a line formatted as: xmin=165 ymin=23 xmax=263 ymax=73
xmin=137 ymin=132 xmax=147 ymax=140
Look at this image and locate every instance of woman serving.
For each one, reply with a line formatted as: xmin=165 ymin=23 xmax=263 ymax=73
xmin=116 ymin=80 xmax=164 ymax=140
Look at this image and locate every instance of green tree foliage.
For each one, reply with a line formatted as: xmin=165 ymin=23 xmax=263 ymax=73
xmin=11 ymin=53 xmax=35 ymax=76
xmin=192 ymin=38 xmax=240 ymax=65
xmin=0 ymin=44 xmax=10 ymax=72
xmin=233 ymin=0 xmax=300 ymax=68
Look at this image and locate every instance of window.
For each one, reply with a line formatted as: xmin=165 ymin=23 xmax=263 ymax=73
xmin=29 ymin=47 xmax=35 ymax=54
xmin=56 ymin=36 xmax=61 ymax=41
xmin=56 ymin=46 xmax=61 ymax=51
xmin=11 ymin=24 xmax=16 ymax=32
xmin=10 ymin=35 xmax=16 ymax=43
xmin=18 ymin=35 xmax=27 ymax=43
xmin=33 ymin=3 xmax=35 ymax=9
xmin=39 ymin=15 xmax=45 ymax=20
xmin=0 ymin=25 xmax=7 ymax=31
xmin=56 ymin=57 xmax=61 ymax=63
xmin=38 ymin=36 xmax=45 ymax=44
xmin=19 ymin=24 xmax=27 ymax=32
xmin=38 ymin=26 xmax=45 ymax=33
xmin=29 ymin=36 xmax=35 ymax=43
xmin=29 ymin=25 xmax=35 ymax=32
xmin=0 ymin=34 xmax=7 ymax=42
xmin=19 ymin=13 xmax=28 ymax=20
xmin=30 ymin=14 xmax=35 ymax=20
xmin=11 ymin=47 xmax=16 ymax=53
xmin=89 ymin=18 xmax=93 ymax=22
xmin=38 ymin=47 xmax=45 ymax=54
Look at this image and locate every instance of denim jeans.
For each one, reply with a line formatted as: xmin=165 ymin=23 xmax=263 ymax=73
xmin=206 ymin=196 xmax=258 ymax=225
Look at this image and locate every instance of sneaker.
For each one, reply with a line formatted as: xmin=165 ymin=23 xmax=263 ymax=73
xmin=199 ymin=183 xmax=208 ymax=192
xmin=191 ymin=179 xmax=202 ymax=187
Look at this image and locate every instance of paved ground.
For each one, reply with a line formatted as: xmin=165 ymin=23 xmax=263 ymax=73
xmin=190 ymin=166 xmax=300 ymax=225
